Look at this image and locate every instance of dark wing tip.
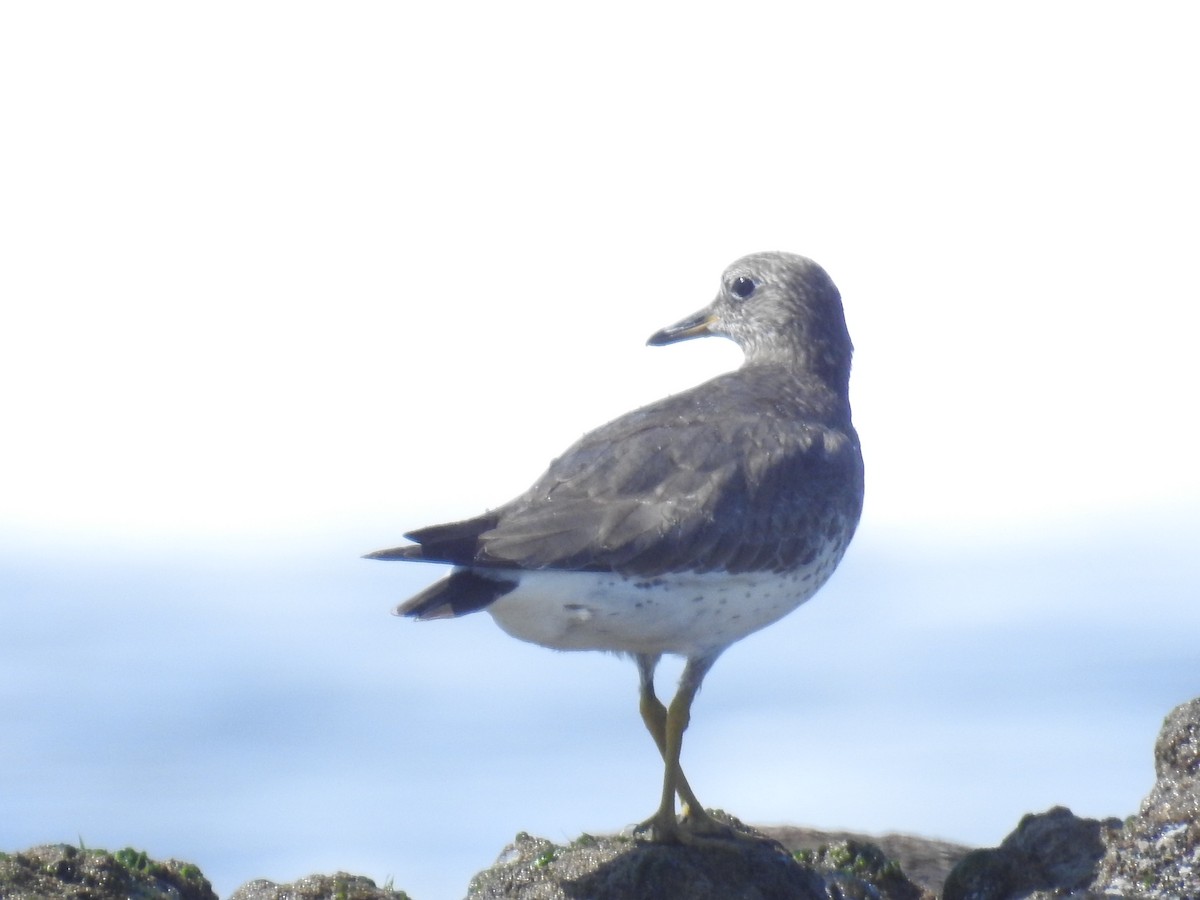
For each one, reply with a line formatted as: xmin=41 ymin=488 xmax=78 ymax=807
xmin=363 ymin=545 xmax=425 ymax=561
xmin=365 ymin=512 xmax=502 ymax=565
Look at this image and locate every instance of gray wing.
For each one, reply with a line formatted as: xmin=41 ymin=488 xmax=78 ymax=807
xmin=475 ymin=389 xmax=863 ymax=576
xmin=373 ymin=375 xmax=864 ymax=578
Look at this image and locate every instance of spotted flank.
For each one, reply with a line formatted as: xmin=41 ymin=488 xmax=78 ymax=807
xmin=485 ymin=536 xmax=850 ymax=656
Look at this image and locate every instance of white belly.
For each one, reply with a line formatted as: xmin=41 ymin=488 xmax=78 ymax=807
xmin=485 ymin=554 xmax=841 ymax=658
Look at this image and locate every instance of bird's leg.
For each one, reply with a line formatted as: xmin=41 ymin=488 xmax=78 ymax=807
xmin=635 ymin=654 xmax=704 ymax=818
xmin=635 ymin=652 xmax=731 ymax=843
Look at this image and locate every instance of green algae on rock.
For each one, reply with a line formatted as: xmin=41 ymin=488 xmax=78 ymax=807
xmin=0 ymin=843 xmax=215 ymax=900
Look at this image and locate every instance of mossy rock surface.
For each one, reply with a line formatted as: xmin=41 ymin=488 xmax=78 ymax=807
xmin=466 ymin=812 xmax=932 ymax=900
xmin=228 ymin=871 xmax=412 ymax=900
xmin=0 ymin=843 xmax=215 ymax=900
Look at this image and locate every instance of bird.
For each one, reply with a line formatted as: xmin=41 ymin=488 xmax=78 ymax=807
xmin=367 ymin=251 xmax=864 ymax=844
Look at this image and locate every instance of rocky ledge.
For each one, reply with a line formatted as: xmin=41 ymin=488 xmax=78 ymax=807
xmin=3 ymin=697 xmax=1196 ymax=900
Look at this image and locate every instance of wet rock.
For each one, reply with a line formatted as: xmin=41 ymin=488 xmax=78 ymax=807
xmin=1091 ymin=696 xmax=1200 ymax=899
xmin=464 ymin=812 xmax=932 ymax=900
xmin=791 ymin=838 xmax=928 ymax=900
xmin=761 ymin=825 xmax=970 ymax=894
xmin=941 ymin=806 xmax=1122 ymax=900
xmin=8 ymin=697 xmax=1196 ymax=899
xmin=943 ymin=696 xmax=1200 ymax=900
xmin=0 ymin=843 xmax=215 ymax=900
xmin=228 ymin=872 xmax=412 ymax=900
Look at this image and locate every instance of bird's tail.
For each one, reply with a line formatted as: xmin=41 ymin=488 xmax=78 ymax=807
xmin=393 ymin=569 xmax=516 ymax=619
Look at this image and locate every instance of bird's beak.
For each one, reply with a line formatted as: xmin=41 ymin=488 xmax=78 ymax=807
xmin=647 ymin=308 xmax=718 ymax=346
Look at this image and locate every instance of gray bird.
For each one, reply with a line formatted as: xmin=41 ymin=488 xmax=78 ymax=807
xmin=368 ymin=251 xmax=864 ymax=843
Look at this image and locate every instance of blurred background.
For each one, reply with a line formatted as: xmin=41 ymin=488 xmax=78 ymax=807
xmin=2 ymin=3 xmax=1197 ymax=898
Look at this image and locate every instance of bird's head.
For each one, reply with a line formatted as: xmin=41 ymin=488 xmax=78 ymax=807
xmin=648 ymin=251 xmax=852 ymax=384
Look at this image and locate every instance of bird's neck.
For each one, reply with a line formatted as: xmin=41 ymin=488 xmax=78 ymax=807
xmin=736 ymin=360 xmax=854 ymax=426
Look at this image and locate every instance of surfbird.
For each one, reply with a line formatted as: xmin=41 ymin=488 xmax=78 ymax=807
xmin=368 ymin=251 xmax=864 ymax=843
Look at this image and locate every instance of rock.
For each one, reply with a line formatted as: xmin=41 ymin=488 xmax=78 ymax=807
xmin=760 ymin=825 xmax=970 ymax=894
xmin=0 ymin=843 xmax=215 ymax=900
xmin=228 ymin=872 xmax=412 ymax=899
xmin=1091 ymin=696 xmax=1200 ymax=899
xmin=790 ymin=839 xmax=929 ymax=900
xmin=941 ymin=806 xmax=1121 ymax=900
xmin=7 ymin=697 xmax=1197 ymax=899
xmin=464 ymin=812 xmax=933 ymax=900
xmin=943 ymin=696 xmax=1200 ymax=900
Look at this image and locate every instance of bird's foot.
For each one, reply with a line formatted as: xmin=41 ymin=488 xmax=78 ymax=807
xmin=631 ymin=809 xmax=687 ymax=844
xmin=631 ymin=807 xmax=762 ymax=847
xmin=679 ymin=806 xmax=740 ymax=840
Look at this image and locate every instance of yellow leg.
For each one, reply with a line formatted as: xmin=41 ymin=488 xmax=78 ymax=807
xmin=636 ymin=655 xmax=705 ymax=818
xmin=635 ymin=653 xmax=731 ymax=842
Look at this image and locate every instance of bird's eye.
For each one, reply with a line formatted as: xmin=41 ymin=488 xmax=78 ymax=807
xmin=731 ymin=275 xmax=756 ymax=299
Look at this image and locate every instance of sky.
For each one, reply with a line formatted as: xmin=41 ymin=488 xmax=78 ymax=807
xmin=2 ymin=3 xmax=1198 ymax=899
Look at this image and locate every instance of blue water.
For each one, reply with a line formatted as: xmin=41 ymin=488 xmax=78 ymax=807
xmin=2 ymin=511 xmax=1197 ymax=899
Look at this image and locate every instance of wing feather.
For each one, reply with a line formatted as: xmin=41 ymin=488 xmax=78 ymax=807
xmin=378 ymin=369 xmax=864 ymax=579
xmin=475 ymin=375 xmax=863 ymax=576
